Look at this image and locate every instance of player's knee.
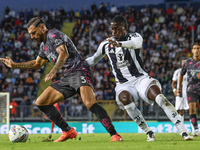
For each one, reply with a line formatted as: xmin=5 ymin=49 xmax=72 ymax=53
xmin=155 ymin=94 xmax=172 ymax=107
xmin=118 ymin=91 xmax=133 ymax=105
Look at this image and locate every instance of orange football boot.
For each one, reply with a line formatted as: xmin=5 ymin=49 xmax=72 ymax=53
xmin=110 ymin=133 xmax=123 ymax=142
xmin=54 ymin=128 xmax=77 ymax=142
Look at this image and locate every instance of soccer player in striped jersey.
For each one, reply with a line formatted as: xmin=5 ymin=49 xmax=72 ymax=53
xmin=171 ymin=58 xmax=189 ymax=123
xmin=86 ymin=15 xmax=193 ymax=141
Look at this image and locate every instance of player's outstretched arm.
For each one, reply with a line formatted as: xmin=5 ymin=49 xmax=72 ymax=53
xmin=44 ymin=44 xmax=69 ymax=82
xmin=108 ymin=33 xmax=143 ymax=49
xmin=0 ymin=56 xmax=47 ymax=69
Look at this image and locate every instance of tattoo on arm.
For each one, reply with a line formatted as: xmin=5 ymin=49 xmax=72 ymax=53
xmin=14 ymin=60 xmax=36 ymax=69
xmin=50 ymin=46 xmax=68 ymax=74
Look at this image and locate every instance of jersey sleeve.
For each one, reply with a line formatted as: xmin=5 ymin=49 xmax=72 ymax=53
xmin=86 ymin=42 xmax=107 ymax=67
xmin=172 ymin=70 xmax=178 ymax=81
xmin=48 ymin=30 xmax=65 ymax=49
xmin=120 ymin=32 xmax=143 ymax=49
xmin=38 ymin=46 xmax=48 ymax=60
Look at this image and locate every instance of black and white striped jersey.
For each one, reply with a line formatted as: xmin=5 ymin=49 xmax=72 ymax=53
xmin=86 ymin=33 xmax=148 ymax=83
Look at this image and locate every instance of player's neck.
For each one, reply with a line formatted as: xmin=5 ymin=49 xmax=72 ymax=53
xmin=43 ymin=30 xmax=48 ymax=43
xmin=193 ymin=56 xmax=200 ymax=61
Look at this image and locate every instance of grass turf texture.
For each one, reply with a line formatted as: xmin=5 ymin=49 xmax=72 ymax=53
xmin=1 ymin=133 xmax=199 ymax=150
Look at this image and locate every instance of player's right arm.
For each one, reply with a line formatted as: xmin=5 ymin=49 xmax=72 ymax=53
xmin=86 ymin=42 xmax=106 ymax=67
xmin=177 ymin=62 xmax=187 ymax=94
xmin=108 ymin=32 xmax=143 ymax=49
xmin=172 ymin=69 xmax=178 ymax=96
xmin=0 ymin=56 xmax=48 ymax=69
xmin=177 ymin=74 xmax=183 ymax=95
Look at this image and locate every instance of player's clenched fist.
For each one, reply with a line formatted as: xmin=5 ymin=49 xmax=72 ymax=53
xmin=0 ymin=57 xmax=15 ymax=68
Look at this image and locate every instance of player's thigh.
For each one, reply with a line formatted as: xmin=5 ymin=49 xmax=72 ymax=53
xmin=115 ymin=83 xmax=138 ymax=110
xmin=36 ymin=86 xmax=64 ymax=105
xmin=137 ymin=76 xmax=162 ymax=104
xmin=80 ymin=85 xmax=96 ymax=109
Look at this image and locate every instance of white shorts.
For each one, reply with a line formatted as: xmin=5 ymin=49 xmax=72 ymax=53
xmin=115 ymin=75 xmax=162 ymax=110
xmin=175 ymin=96 xmax=189 ymax=110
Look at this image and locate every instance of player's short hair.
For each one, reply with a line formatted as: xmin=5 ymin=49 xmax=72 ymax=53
xmin=27 ymin=17 xmax=45 ymax=28
xmin=111 ymin=15 xmax=127 ymax=28
xmin=192 ymin=42 xmax=200 ymax=47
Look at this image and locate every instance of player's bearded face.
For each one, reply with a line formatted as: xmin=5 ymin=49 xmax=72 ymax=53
xmin=28 ymin=25 xmax=44 ymax=43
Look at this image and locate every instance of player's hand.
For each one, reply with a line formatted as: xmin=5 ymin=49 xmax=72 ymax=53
xmin=173 ymin=90 xmax=178 ymax=96
xmin=44 ymin=71 xmax=56 ymax=82
xmin=0 ymin=57 xmax=15 ymax=68
xmin=108 ymin=37 xmax=121 ymax=47
xmin=197 ymin=72 xmax=200 ymax=79
xmin=177 ymin=88 xmax=181 ymax=96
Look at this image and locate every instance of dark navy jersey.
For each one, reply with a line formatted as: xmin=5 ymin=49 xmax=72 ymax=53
xmin=180 ymin=57 xmax=200 ymax=92
xmin=39 ymin=29 xmax=89 ymax=75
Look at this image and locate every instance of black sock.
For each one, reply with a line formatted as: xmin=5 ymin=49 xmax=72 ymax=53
xmin=89 ymin=103 xmax=116 ymax=136
xmin=190 ymin=114 xmax=198 ymax=130
xmin=37 ymin=105 xmax=71 ymax=131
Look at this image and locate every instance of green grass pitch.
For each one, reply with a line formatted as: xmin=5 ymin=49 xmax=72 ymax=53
xmin=1 ymin=133 xmax=199 ymax=150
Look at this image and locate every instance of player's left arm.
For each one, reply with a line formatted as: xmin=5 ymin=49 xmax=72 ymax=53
xmin=108 ymin=32 xmax=143 ymax=49
xmin=44 ymin=44 xmax=69 ymax=82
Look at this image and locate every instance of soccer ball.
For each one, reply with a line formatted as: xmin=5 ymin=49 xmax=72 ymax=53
xmin=8 ymin=125 xmax=29 ymax=143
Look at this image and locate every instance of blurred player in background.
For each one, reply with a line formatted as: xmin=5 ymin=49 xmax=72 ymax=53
xmin=178 ymin=43 xmax=200 ymax=136
xmin=86 ymin=15 xmax=193 ymax=141
xmin=172 ymin=58 xmax=189 ymax=123
xmin=44 ymin=103 xmax=60 ymax=133
xmin=0 ymin=17 xmax=123 ymax=142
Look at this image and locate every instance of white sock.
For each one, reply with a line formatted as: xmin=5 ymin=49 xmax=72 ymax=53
xmin=179 ymin=114 xmax=184 ymax=123
xmin=190 ymin=120 xmax=195 ymax=133
xmin=155 ymin=94 xmax=186 ymax=133
xmin=124 ymin=102 xmax=151 ymax=133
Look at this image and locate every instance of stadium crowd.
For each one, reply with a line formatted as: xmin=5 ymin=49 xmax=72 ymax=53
xmin=0 ymin=2 xmax=200 ymax=119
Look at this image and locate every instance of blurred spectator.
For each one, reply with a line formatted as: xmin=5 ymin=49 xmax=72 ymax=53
xmin=10 ymin=99 xmax=18 ymax=118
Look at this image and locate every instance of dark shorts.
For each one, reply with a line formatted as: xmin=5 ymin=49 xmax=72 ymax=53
xmin=50 ymin=69 xmax=94 ymax=99
xmin=187 ymin=92 xmax=200 ymax=103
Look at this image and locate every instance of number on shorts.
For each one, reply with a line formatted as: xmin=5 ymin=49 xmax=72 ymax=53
xmin=81 ymin=76 xmax=86 ymax=83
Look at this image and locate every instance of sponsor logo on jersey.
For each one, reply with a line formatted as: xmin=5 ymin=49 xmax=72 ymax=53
xmin=47 ymin=52 xmax=57 ymax=62
xmin=109 ymin=49 xmax=115 ymax=53
xmin=189 ymin=62 xmax=193 ymax=64
xmin=54 ymin=39 xmax=63 ymax=46
xmin=116 ymin=53 xmax=130 ymax=68
xmin=51 ymin=34 xmax=56 ymax=38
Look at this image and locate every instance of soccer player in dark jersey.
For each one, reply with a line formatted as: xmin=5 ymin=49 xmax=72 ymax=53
xmin=0 ymin=17 xmax=123 ymax=142
xmin=86 ymin=15 xmax=193 ymax=140
xmin=178 ymin=43 xmax=200 ymax=136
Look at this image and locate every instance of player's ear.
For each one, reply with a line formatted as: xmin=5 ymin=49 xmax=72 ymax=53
xmin=39 ymin=24 xmax=46 ymax=33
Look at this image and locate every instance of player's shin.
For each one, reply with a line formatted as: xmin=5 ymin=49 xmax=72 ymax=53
xmin=155 ymin=94 xmax=186 ymax=132
xmin=89 ymin=103 xmax=117 ymax=136
xmin=124 ymin=102 xmax=151 ymax=133
xmin=37 ymin=105 xmax=71 ymax=131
